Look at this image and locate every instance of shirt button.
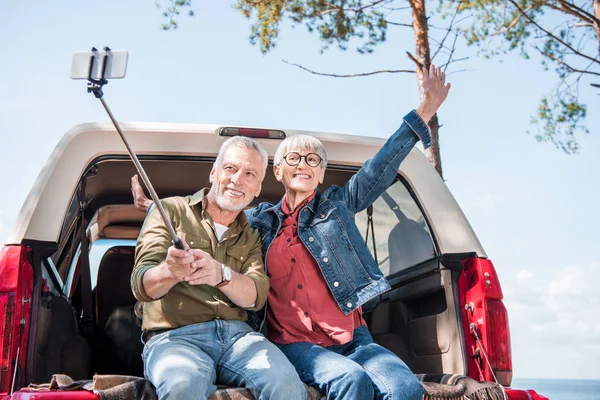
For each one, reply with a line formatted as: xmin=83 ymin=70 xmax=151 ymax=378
xmin=297 ymin=284 xmax=303 ymax=289
xmin=346 ymin=302 xmax=352 ymax=308
xmin=308 ymin=237 xmax=314 ymax=242
xmin=291 ymin=258 xmax=296 ymax=263
xmin=287 ymin=238 xmax=291 ymax=243
xmin=323 ymin=257 xmax=329 ymax=263
xmin=333 ymin=281 xmax=339 ymax=287
xmin=304 ymin=312 xmax=309 ymax=317
xmin=240 ymin=256 xmax=244 ymax=260
xmin=190 ymin=241 xmax=194 ymax=246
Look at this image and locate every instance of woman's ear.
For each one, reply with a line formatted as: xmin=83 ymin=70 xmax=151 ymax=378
xmin=318 ymin=167 xmax=325 ymax=184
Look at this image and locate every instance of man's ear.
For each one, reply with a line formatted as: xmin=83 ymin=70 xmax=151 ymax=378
xmin=254 ymin=183 xmax=262 ymax=198
xmin=209 ymin=167 xmax=216 ymax=183
xmin=273 ymin=164 xmax=283 ymax=182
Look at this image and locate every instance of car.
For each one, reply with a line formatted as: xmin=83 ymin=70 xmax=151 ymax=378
xmin=0 ymin=121 xmax=547 ymax=399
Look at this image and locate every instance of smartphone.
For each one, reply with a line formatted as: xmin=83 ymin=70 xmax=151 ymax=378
xmin=70 ymin=50 xmax=129 ymax=80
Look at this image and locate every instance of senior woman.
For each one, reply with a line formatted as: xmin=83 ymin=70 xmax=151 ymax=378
xmin=133 ymin=64 xmax=450 ymax=400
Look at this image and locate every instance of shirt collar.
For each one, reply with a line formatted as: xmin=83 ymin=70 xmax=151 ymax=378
xmin=281 ymin=191 xmax=317 ymax=217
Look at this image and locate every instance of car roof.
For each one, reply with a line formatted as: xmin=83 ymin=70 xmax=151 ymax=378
xmin=6 ymin=121 xmax=486 ymax=257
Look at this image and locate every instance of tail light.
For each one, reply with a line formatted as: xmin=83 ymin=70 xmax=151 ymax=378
xmin=459 ymin=257 xmax=513 ymax=386
xmin=0 ymin=246 xmax=34 ymax=395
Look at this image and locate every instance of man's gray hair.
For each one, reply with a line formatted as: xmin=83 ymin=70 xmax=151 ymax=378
xmin=273 ymin=135 xmax=328 ymax=169
xmin=215 ymin=136 xmax=269 ymax=176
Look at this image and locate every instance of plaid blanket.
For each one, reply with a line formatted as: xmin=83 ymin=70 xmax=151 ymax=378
xmin=28 ymin=373 xmax=505 ymax=400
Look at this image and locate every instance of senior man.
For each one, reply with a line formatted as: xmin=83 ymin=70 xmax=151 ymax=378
xmin=131 ymin=136 xmax=306 ymax=400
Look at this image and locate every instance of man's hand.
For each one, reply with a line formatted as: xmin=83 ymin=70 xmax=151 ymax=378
xmin=141 ymin=238 xmax=197 ymax=299
xmin=416 ymin=64 xmax=451 ymax=123
xmin=185 ymin=249 xmax=222 ymax=286
xmin=131 ymin=174 xmax=153 ymax=213
xmin=164 ymin=239 xmax=196 ymax=281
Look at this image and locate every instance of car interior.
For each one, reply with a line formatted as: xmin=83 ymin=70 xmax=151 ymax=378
xmin=29 ymin=155 xmax=467 ymax=387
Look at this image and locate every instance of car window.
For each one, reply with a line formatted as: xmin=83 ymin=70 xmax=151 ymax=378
xmin=61 ymin=238 xmax=136 ymax=298
xmin=355 ymin=179 xmax=436 ymax=277
xmin=42 ymin=257 xmax=65 ymax=296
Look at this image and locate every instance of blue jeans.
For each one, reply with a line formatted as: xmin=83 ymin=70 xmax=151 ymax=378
xmin=277 ymin=325 xmax=422 ymax=400
xmin=142 ymin=320 xmax=306 ymax=400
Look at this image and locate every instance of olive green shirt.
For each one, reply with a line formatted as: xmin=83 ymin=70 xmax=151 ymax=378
xmin=131 ymin=189 xmax=269 ymax=332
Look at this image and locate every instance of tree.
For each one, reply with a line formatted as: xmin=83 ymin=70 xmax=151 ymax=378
xmin=158 ymin=0 xmax=463 ymax=179
xmin=449 ymin=0 xmax=600 ymax=153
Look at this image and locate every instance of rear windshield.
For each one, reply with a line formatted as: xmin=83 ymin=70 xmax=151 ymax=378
xmin=86 ymin=178 xmax=437 ymax=283
xmin=355 ymin=178 xmax=437 ymax=277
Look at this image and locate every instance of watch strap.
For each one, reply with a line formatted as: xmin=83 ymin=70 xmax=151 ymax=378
xmin=215 ymin=264 xmax=230 ymax=288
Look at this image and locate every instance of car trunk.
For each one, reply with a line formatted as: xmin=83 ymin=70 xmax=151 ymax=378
xmin=4 ymin=155 xmax=505 ymax=398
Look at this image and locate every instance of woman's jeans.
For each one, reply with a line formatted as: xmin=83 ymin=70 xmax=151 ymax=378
xmin=142 ymin=320 xmax=306 ymax=400
xmin=277 ymin=325 xmax=423 ymax=400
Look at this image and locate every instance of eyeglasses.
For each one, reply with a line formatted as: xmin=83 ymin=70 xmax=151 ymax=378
xmin=282 ymin=152 xmax=323 ymax=167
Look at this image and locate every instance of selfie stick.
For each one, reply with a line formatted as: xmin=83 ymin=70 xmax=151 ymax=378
xmin=85 ymin=47 xmax=184 ymax=250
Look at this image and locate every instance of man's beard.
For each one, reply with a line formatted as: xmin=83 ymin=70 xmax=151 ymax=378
xmin=214 ymin=184 xmax=249 ymax=212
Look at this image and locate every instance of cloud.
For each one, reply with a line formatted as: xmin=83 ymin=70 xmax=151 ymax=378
xmin=504 ymin=262 xmax=600 ymax=379
xmin=515 ymin=270 xmax=533 ymax=282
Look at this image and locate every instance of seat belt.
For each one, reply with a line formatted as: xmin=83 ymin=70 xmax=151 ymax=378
xmin=77 ymin=177 xmax=95 ymax=345
xmin=364 ymin=204 xmax=378 ymax=264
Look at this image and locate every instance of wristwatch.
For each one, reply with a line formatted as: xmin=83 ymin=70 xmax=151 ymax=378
xmin=216 ymin=264 xmax=232 ymax=288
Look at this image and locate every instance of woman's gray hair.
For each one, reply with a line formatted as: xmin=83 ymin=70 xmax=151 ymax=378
xmin=273 ymin=135 xmax=328 ymax=169
xmin=215 ymin=136 xmax=269 ymax=176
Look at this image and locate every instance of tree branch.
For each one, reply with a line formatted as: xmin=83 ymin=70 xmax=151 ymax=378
xmin=508 ymin=0 xmax=600 ymax=65
xmin=441 ymin=32 xmax=461 ymax=71
xmin=491 ymin=6 xmax=532 ymax=36
xmin=553 ymin=0 xmax=598 ymax=24
xmin=384 ymin=20 xmax=413 ymax=27
xmin=538 ymin=47 xmax=600 ymax=76
xmin=281 ymin=60 xmax=415 ymax=77
xmin=355 ymin=0 xmax=391 ymax=13
xmin=432 ymin=8 xmax=459 ymax=60
xmin=381 ymin=5 xmax=412 ymax=11
xmin=406 ymin=51 xmax=423 ymax=69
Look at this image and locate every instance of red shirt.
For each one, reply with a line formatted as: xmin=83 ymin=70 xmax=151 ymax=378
xmin=266 ymin=192 xmax=364 ymax=346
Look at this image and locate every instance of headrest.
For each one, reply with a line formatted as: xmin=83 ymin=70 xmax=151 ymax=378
xmin=90 ymin=205 xmax=147 ymax=241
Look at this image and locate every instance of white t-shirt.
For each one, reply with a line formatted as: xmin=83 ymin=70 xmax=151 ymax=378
xmin=214 ymin=222 xmax=229 ymax=240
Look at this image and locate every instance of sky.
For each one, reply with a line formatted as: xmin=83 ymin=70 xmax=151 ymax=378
xmin=1 ymin=0 xmax=598 ymax=382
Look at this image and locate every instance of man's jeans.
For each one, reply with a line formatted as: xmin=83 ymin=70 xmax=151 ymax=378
xmin=142 ymin=320 xmax=306 ymax=400
xmin=277 ymin=325 xmax=423 ymax=400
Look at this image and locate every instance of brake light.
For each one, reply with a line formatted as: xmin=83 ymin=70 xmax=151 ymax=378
xmin=219 ymin=127 xmax=286 ymax=139
xmin=0 ymin=246 xmax=34 ymax=395
xmin=0 ymin=293 xmax=16 ymax=389
xmin=460 ymin=257 xmax=513 ymax=386
xmin=505 ymin=388 xmax=549 ymax=400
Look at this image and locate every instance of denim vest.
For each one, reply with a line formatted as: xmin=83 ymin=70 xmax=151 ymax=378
xmin=245 ymin=110 xmax=431 ymax=331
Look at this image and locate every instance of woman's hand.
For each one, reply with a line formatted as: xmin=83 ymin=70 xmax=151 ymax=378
xmin=416 ymin=64 xmax=451 ymax=123
xmin=131 ymin=174 xmax=153 ymax=212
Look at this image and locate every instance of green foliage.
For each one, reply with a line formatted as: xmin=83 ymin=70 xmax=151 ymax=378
xmin=529 ymin=90 xmax=589 ymax=153
xmin=444 ymin=0 xmax=598 ymax=152
xmin=154 ymin=0 xmax=599 ymax=153
xmin=234 ymin=0 xmax=389 ymax=54
xmin=157 ymin=0 xmax=194 ymax=30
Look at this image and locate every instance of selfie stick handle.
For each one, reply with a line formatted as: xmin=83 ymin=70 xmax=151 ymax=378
xmin=86 ymin=47 xmax=184 ymax=250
